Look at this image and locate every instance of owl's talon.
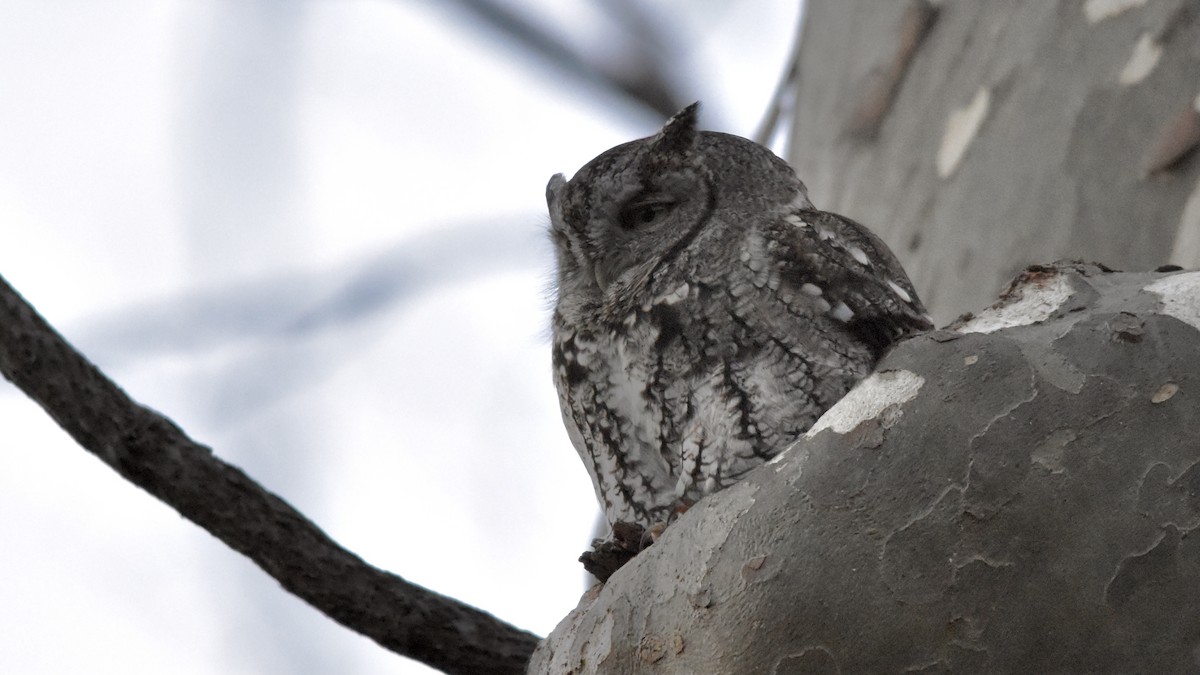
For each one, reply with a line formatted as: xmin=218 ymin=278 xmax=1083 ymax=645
xmin=642 ymin=521 xmax=667 ymax=548
xmin=670 ymin=501 xmax=692 ymax=523
xmin=580 ymin=520 xmax=646 ymax=582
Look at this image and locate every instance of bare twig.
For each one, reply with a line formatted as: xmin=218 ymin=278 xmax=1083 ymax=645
xmin=753 ymin=2 xmax=808 ymax=148
xmin=0 ymin=273 xmax=539 ymax=675
xmin=443 ymin=0 xmax=686 ymax=118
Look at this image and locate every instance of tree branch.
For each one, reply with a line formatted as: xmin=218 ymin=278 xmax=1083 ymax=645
xmin=532 ymin=263 xmax=1200 ymax=673
xmin=443 ymin=0 xmax=687 ymax=119
xmin=0 ymin=273 xmax=539 ymax=675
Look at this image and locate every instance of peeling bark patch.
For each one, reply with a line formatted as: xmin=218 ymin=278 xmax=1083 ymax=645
xmin=959 ymin=360 xmax=1128 ymax=520
xmin=1152 ymin=382 xmax=1179 ymax=403
xmin=804 ymin=370 xmax=925 ymax=437
xmin=552 ymin=610 xmax=612 ymax=675
xmin=772 ymin=647 xmax=840 ymax=675
xmin=1020 ymin=343 xmax=1087 ymax=393
xmin=592 ymin=612 xmax=615 ymax=666
xmin=1105 ymin=527 xmax=1179 ymax=608
xmin=1138 ymin=462 xmax=1200 ymax=530
xmin=638 ymin=634 xmax=667 ymax=663
xmin=958 ymin=273 xmax=1073 ymax=333
xmin=687 ymin=588 xmax=712 ymax=608
xmin=1109 ymin=311 xmax=1144 ymax=343
xmin=1032 ymin=428 xmax=1077 ymax=473
xmin=1145 ymin=272 xmax=1200 ymax=331
xmin=1118 ymin=33 xmax=1161 ymax=85
xmin=937 ymin=87 xmax=990 ymax=177
xmin=741 ymin=553 xmax=780 ymax=584
xmin=1083 ymin=0 xmax=1147 ymax=23
xmin=963 ymin=354 xmax=979 ymax=365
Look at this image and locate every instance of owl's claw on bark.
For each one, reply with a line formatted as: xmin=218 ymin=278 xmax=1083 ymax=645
xmin=580 ymin=506 xmax=693 ymax=582
xmin=580 ymin=520 xmax=654 ymax=582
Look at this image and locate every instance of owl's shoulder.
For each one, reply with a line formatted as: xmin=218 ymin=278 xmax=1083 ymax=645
xmin=761 ymin=208 xmax=933 ymax=352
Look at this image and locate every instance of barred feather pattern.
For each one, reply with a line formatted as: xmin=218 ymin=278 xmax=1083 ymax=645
xmin=548 ymin=104 xmax=931 ymax=530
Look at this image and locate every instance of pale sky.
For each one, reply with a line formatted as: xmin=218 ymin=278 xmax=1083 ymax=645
xmin=0 ymin=2 xmax=801 ymax=673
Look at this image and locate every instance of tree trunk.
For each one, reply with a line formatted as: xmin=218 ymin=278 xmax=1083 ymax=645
xmin=531 ymin=263 xmax=1200 ymax=674
xmin=530 ymin=1 xmax=1200 ymax=671
xmin=789 ymin=0 xmax=1200 ymax=323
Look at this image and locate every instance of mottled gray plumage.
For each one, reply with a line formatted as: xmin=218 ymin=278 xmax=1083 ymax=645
xmin=548 ymin=103 xmax=931 ymax=532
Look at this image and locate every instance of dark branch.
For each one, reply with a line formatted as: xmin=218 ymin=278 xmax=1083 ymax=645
xmin=443 ymin=0 xmax=686 ymax=118
xmin=753 ymin=2 xmax=807 ymax=147
xmin=0 ymin=273 xmax=539 ymax=675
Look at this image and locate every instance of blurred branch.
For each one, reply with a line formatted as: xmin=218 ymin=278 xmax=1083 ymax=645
xmin=77 ymin=220 xmax=544 ymax=366
xmin=753 ymin=2 xmax=807 ymax=148
xmin=61 ymin=220 xmax=544 ymax=435
xmin=442 ymin=0 xmax=687 ymax=118
xmin=0 ymin=273 xmax=539 ymax=675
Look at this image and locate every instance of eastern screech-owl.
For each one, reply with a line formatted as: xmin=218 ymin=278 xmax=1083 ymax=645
xmin=548 ymin=103 xmax=930 ymax=534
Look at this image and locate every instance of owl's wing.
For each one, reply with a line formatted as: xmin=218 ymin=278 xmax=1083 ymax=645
xmin=776 ymin=208 xmax=933 ymax=356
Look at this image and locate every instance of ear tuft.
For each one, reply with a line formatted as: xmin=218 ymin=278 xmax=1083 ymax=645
xmin=652 ymin=102 xmax=701 ymax=155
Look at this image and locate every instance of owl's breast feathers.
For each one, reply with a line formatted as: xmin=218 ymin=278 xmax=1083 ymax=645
xmin=548 ymin=104 xmax=932 ymax=531
xmin=552 ymin=210 xmax=929 ymax=529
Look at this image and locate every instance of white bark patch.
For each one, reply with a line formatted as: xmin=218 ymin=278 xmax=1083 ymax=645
xmin=1118 ymin=33 xmax=1161 ymax=85
xmin=1145 ymin=272 xmax=1200 ymax=332
xmin=804 ymin=370 xmax=925 ymax=437
xmin=937 ymin=87 xmax=990 ymax=178
xmin=1152 ymin=382 xmax=1179 ymax=404
xmin=540 ymin=605 xmax=613 ymax=675
xmin=1084 ymin=0 xmax=1147 ymax=23
xmin=958 ymin=273 xmax=1074 ymax=334
xmin=1032 ymin=429 xmax=1076 ymax=473
xmin=1168 ymin=179 xmax=1200 ymax=266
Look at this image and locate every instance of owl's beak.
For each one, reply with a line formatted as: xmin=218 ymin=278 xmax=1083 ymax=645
xmin=546 ymin=173 xmax=567 ymax=211
xmin=547 ymin=173 xmax=571 ymax=240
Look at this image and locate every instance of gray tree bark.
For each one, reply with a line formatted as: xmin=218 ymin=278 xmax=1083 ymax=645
xmin=789 ymin=0 xmax=1200 ymax=323
xmin=530 ymin=263 xmax=1200 ymax=674
xmin=531 ymin=1 xmax=1200 ymax=672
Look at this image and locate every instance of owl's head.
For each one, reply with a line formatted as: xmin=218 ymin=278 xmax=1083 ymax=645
xmin=547 ymin=103 xmax=811 ymax=308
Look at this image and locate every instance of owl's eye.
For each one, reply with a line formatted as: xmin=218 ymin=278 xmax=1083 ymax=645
xmin=619 ymin=199 xmax=675 ymax=230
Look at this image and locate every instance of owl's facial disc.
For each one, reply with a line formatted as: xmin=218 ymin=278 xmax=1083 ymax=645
xmin=547 ymin=170 xmax=617 ymax=295
xmin=548 ymin=103 xmax=708 ymax=299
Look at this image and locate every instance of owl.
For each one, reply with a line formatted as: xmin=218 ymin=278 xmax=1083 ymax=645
xmin=548 ymin=103 xmax=931 ymax=550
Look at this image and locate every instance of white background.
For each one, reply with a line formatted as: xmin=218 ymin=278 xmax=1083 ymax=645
xmin=0 ymin=1 xmax=800 ymax=672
